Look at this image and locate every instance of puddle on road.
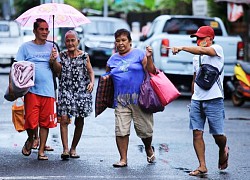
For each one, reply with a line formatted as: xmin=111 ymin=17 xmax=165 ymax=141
xmin=137 ymin=143 xmax=169 ymax=154
xmin=175 ymin=167 xmax=208 ymax=178
xmin=228 ymin=117 xmax=250 ymax=121
xmin=138 ymin=143 xmax=170 ymax=164
xmin=49 ymin=133 xmax=60 ymax=148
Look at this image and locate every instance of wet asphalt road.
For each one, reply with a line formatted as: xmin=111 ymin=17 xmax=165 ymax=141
xmin=0 ymin=70 xmax=250 ymax=180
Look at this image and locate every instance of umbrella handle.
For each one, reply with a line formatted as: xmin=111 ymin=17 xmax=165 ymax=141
xmin=53 ymin=15 xmax=54 ymax=47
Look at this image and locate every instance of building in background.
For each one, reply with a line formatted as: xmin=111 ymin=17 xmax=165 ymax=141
xmin=215 ymin=0 xmax=250 ymax=61
xmin=192 ymin=0 xmax=208 ymax=16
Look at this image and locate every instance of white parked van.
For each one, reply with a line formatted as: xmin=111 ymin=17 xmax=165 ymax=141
xmin=0 ymin=20 xmax=22 ymax=68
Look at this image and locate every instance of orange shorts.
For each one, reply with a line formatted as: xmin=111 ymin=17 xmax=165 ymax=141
xmin=24 ymin=92 xmax=57 ymax=129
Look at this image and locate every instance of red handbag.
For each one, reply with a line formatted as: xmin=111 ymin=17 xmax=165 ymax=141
xmin=149 ymin=69 xmax=181 ymax=106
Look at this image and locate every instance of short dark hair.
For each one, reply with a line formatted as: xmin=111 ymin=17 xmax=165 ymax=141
xmin=33 ymin=18 xmax=47 ymax=30
xmin=114 ymin=29 xmax=132 ymax=41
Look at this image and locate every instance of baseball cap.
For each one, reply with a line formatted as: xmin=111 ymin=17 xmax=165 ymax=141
xmin=190 ymin=26 xmax=215 ymax=39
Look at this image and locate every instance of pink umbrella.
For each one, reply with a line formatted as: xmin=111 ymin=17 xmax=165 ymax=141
xmin=15 ymin=3 xmax=91 ymax=43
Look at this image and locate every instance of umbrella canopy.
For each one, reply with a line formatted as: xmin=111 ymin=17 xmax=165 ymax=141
xmin=15 ymin=3 xmax=91 ymax=43
xmin=15 ymin=3 xmax=91 ymax=28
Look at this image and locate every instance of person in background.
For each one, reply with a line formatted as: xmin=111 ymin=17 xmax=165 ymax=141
xmin=171 ymin=26 xmax=229 ymax=176
xmin=106 ymin=28 xmax=156 ymax=168
xmin=9 ymin=18 xmax=61 ymax=160
xmin=57 ymin=30 xmax=94 ymax=160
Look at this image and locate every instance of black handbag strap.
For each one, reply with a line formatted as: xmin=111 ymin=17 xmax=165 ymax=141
xmin=198 ymin=55 xmax=224 ymax=97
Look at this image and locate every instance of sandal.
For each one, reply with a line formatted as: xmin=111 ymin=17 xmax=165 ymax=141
xmin=219 ymin=146 xmax=229 ymax=170
xmin=45 ymin=145 xmax=54 ymax=151
xmin=61 ymin=152 xmax=70 ymax=160
xmin=146 ymin=146 xmax=155 ymax=163
xmin=38 ymin=154 xmax=48 ymax=160
xmin=70 ymin=149 xmax=80 ymax=158
xmin=113 ymin=161 xmax=127 ymax=168
xmin=147 ymin=154 xmax=156 ymax=163
xmin=22 ymin=139 xmax=32 ymax=156
xmin=70 ymin=153 xmax=80 ymax=159
xmin=189 ymin=169 xmax=207 ymax=176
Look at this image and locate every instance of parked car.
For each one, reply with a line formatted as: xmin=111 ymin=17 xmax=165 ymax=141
xmin=0 ymin=20 xmax=22 ymax=68
xmin=75 ymin=16 xmax=131 ymax=67
xmin=137 ymin=15 xmax=244 ymax=96
xmin=21 ymin=27 xmax=34 ymax=42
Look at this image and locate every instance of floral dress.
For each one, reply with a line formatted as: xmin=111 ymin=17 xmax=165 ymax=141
xmin=57 ymin=51 xmax=92 ymax=118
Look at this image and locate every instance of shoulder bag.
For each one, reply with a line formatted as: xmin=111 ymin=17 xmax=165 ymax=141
xmin=195 ymin=55 xmax=224 ymax=94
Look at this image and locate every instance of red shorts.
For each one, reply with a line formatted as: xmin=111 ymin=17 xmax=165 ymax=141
xmin=24 ymin=92 xmax=57 ymax=129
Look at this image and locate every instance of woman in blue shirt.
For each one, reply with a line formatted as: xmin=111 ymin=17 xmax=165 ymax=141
xmin=106 ymin=29 xmax=156 ymax=167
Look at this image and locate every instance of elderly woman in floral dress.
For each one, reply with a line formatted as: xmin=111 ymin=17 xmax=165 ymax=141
xmin=57 ymin=30 xmax=94 ymax=160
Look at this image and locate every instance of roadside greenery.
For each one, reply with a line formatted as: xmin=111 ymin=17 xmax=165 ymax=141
xmin=12 ymin=0 xmax=231 ymax=26
xmin=64 ymin=0 xmax=104 ymax=11
xmin=157 ymin=0 xmax=192 ymax=14
xmin=14 ymin=0 xmax=40 ymax=17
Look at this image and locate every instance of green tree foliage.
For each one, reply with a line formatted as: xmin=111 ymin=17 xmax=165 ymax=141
xmin=207 ymin=0 xmax=227 ymax=21
xmin=157 ymin=0 xmax=192 ymax=15
xmin=64 ymin=0 xmax=104 ymax=11
xmin=144 ymin=0 xmax=156 ymax=10
xmin=207 ymin=0 xmax=230 ymax=30
xmin=110 ymin=0 xmax=152 ymax=13
xmin=14 ymin=0 xmax=40 ymax=18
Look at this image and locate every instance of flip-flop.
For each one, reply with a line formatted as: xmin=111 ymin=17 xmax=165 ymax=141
xmin=189 ymin=169 xmax=207 ymax=176
xmin=70 ymin=153 xmax=80 ymax=159
xmin=146 ymin=146 xmax=155 ymax=163
xmin=219 ymin=146 xmax=229 ymax=170
xmin=147 ymin=154 xmax=156 ymax=163
xmin=22 ymin=139 xmax=32 ymax=156
xmin=38 ymin=154 xmax=48 ymax=160
xmin=45 ymin=145 xmax=54 ymax=151
xmin=61 ymin=152 xmax=70 ymax=160
xmin=113 ymin=161 xmax=127 ymax=168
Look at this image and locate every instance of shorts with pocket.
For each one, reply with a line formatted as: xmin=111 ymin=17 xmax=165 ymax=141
xmin=114 ymin=103 xmax=153 ymax=139
xmin=189 ymin=98 xmax=225 ymax=135
xmin=24 ymin=92 xmax=57 ymax=129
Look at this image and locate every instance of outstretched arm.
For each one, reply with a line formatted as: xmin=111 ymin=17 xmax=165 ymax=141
xmin=171 ymin=46 xmax=217 ymax=56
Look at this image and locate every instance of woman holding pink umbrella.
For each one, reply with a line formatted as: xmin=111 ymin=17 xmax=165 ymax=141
xmin=10 ymin=18 xmax=61 ymax=160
